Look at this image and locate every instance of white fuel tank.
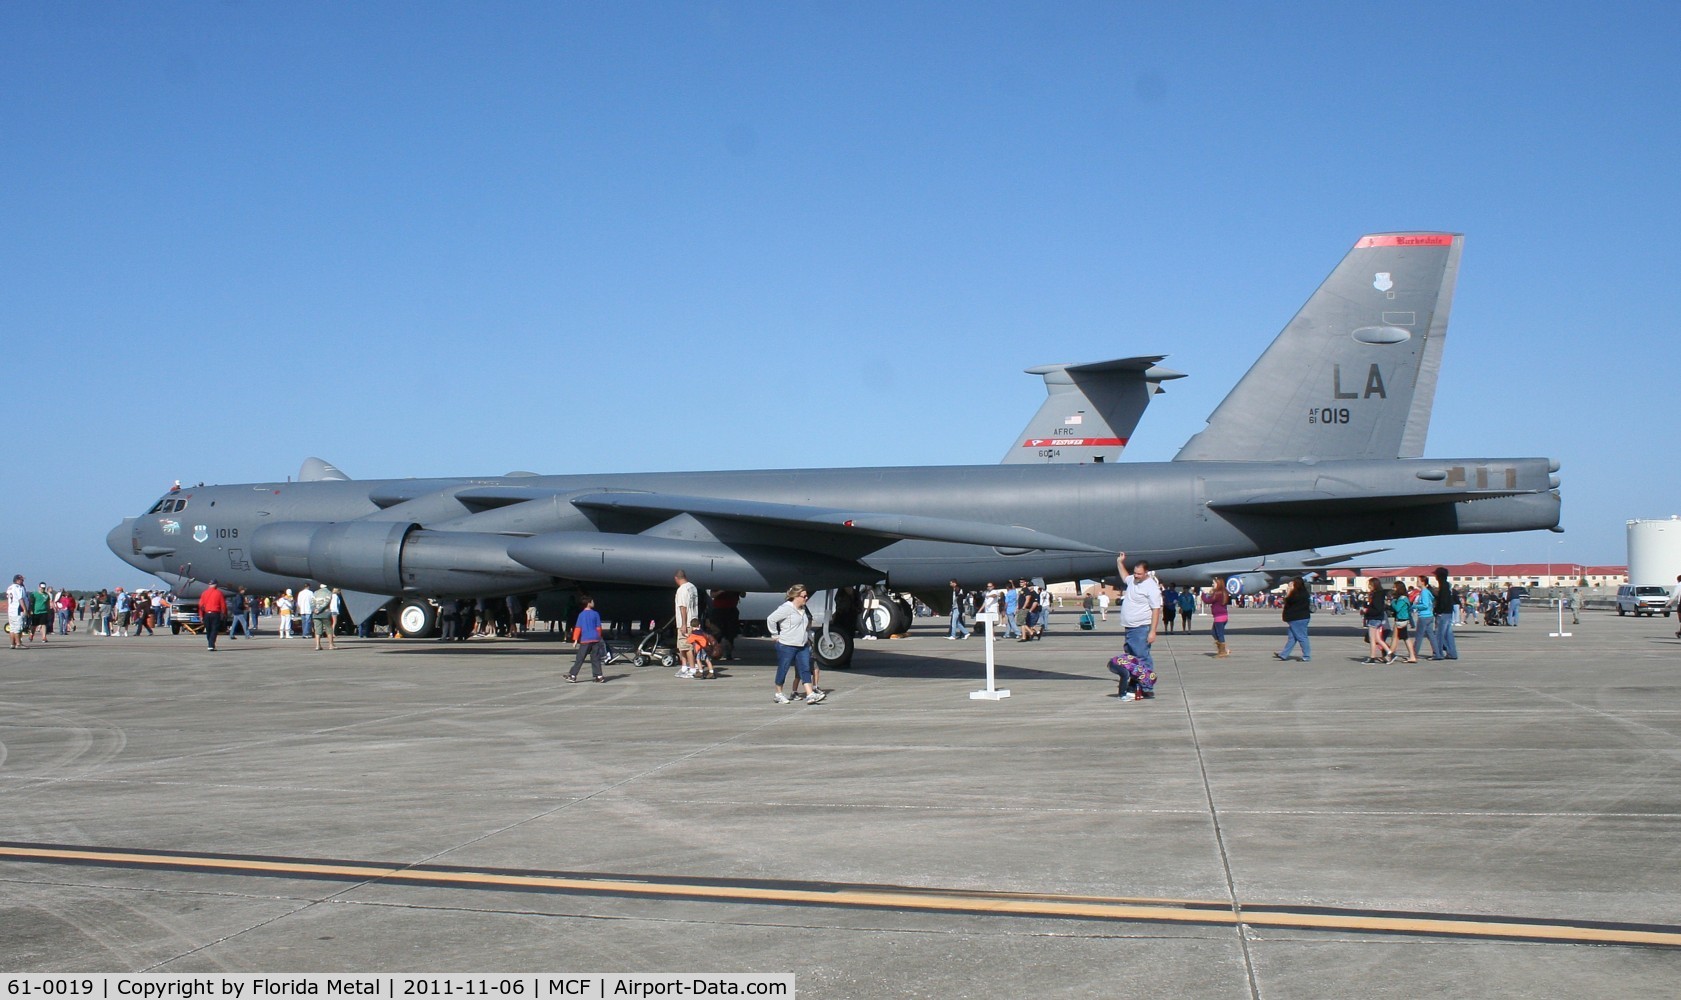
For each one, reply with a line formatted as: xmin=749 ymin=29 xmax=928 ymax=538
xmin=1627 ymin=516 xmax=1681 ymax=588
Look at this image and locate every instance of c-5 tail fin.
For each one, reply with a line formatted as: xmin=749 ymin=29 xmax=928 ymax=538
xmin=1174 ymin=233 xmax=1462 ymax=463
xmin=1003 ymin=356 xmax=1186 ymax=464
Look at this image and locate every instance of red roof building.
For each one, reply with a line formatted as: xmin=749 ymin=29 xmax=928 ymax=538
xmin=1321 ymin=563 xmax=1626 ymax=592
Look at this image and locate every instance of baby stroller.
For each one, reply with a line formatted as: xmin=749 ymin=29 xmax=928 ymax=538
xmin=1108 ymin=652 xmax=1156 ymax=702
xmin=629 ymin=618 xmax=679 ymax=667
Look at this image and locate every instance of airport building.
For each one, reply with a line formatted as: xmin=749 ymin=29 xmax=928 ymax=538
xmin=1322 ymin=563 xmax=1627 ymax=593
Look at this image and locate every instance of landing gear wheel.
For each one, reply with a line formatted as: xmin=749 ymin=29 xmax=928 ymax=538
xmin=395 ymin=600 xmax=438 ymax=638
xmin=859 ymin=604 xmax=895 ymax=638
xmin=815 ymin=629 xmax=855 ymax=669
xmin=891 ymin=599 xmax=914 ymax=634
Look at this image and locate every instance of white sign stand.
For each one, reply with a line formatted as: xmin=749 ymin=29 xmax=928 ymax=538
xmin=970 ymin=612 xmax=1010 ymax=700
xmin=1549 ymin=599 xmax=1573 ymax=638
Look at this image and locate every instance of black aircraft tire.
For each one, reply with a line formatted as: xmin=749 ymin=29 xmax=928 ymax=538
xmin=814 ymin=629 xmax=855 ymax=670
xmin=890 ymin=599 xmax=914 ymax=635
xmin=395 ymin=600 xmax=439 ymax=639
xmin=858 ymin=604 xmax=895 ymax=639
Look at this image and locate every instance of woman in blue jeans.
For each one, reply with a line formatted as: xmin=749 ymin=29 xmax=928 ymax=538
xmin=1275 ymin=578 xmax=1312 ymax=661
xmin=767 ymin=585 xmax=825 ymax=705
xmin=1414 ymin=575 xmax=1438 ymax=659
xmin=1432 ymin=568 xmax=1460 ymax=659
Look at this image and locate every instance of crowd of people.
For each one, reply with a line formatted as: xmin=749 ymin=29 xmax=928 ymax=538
xmin=0 ymin=578 xmax=359 ymax=651
xmin=4 ymin=564 xmax=1591 ymax=711
xmin=945 ymin=579 xmax=1057 ymax=641
xmin=5 ymin=576 xmax=186 ymax=645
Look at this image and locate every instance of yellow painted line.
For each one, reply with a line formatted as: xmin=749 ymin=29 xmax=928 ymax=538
xmin=3 ymin=843 xmax=1678 ymax=949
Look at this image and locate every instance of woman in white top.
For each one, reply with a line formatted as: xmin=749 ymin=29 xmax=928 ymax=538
xmin=766 ymin=585 xmax=824 ymax=705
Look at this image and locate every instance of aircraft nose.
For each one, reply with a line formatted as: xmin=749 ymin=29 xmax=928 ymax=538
xmin=108 ymin=518 xmax=140 ymax=567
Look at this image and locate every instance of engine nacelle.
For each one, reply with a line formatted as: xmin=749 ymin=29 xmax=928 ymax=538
xmin=310 ymin=521 xmax=414 ymax=594
xmin=398 ymin=530 xmax=552 ymax=596
xmin=251 ymin=520 xmax=413 ymax=593
xmin=252 ymin=521 xmax=553 ymax=597
xmin=250 ymin=521 xmax=329 ymax=579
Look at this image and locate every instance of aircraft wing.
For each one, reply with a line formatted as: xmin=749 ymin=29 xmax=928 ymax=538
xmin=569 ymin=491 xmax=1111 ymax=553
xmin=490 ymin=491 xmax=1114 ymax=592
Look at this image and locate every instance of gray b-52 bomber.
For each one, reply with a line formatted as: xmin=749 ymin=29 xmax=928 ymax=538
xmin=109 ymin=233 xmax=1561 ymax=667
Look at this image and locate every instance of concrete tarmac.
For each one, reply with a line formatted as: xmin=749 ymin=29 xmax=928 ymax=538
xmin=3 ymin=608 xmax=1680 ymax=996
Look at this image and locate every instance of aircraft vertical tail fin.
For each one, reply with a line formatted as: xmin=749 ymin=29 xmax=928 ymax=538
xmin=1003 ymin=357 xmax=1186 ymax=464
xmin=1174 ymin=233 xmax=1462 ymax=463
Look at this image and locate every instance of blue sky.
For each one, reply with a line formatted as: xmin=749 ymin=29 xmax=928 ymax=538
xmin=4 ymin=2 xmax=1677 ymax=587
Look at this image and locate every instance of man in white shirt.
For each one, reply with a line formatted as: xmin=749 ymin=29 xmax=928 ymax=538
xmin=1116 ymin=551 xmax=1162 ymax=678
xmin=297 ymin=584 xmax=315 ymax=639
xmin=6 ymin=575 xmax=26 ymax=650
xmin=673 ymin=570 xmax=699 ymax=677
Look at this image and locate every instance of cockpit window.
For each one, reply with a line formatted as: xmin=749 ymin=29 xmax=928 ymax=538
xmin=146 ymin=497 xmax=189 ymax=514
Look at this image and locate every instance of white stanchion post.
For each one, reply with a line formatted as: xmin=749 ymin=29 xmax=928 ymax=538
xmin=970 ymin=612 xmax=1010 ymax=700
xmin=1549 ymin=598 xmax=1573 ymax=638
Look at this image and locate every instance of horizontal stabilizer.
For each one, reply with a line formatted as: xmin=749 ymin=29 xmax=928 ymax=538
xmin=1299 ymin=547 xmax=1390 ymax=567
xmin=1209 ymin=488 xmax=1533 ymax=517
xmin=571 ymin=491 xmax=1111 ymax=553
xmin=1049 ymin=357 xmax=1185 ymax=379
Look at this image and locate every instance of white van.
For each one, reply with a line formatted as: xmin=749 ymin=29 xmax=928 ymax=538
xmin=1616 ymin=585 xmax=1673 ymax=617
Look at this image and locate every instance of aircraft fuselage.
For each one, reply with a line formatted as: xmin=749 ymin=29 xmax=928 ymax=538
xmin=111 ymin=457 xmax=1561 ymax=601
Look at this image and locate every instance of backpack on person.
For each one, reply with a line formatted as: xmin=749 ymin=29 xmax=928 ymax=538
xmin=1107 ymin=652 xmax=1156 ymax=699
